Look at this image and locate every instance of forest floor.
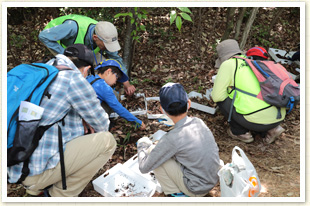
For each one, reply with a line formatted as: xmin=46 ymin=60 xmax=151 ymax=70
xmin=6 ymin=7 xmax=301 ymax=198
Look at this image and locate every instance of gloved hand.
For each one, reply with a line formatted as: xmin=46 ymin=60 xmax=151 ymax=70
xmin=137 ymin=136 xmax=152 ymax=152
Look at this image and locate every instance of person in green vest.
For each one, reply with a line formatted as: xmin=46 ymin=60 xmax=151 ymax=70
xmin=211 ymin=39 xmax=286 ymax=144
xmin=39 ymin=14 xmax=136 ymax=95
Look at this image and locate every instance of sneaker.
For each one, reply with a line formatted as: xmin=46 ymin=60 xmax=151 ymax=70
xmin=43 ymin=188 xmax=51 ymax=197
xmin=264 ymin=125 xmax=285 ymax=144
xmin=227 ymin=128 xmax=254 ymax=143
xmin=167 ymin=192 xmax=189 ymax=197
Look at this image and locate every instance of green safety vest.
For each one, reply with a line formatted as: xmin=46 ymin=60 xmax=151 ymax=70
xmin=44 ymin=14 xmax=100 ymax=54
xmin=228 ymin=57 xmax=271 ymax=115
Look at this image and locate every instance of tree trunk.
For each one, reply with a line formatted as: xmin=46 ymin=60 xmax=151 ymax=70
xmin=194 ymin=7 xmax=203 ymax=56
xmin=122 ymin=9 xmax=135 ymax=79
xmin=239 ymin=7 xmax=259 ymax=50
xmin=268 ymin=7 xmax=285 ymax=38
xmin=234 ymin=7 xmax=247 ymax=40
xmin=221 ymin=7 xmax=236 ymax=40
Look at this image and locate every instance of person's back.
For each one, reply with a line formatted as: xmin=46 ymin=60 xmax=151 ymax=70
xmin=211 ymin=39 xmax=286 ymax=144
xmin=7 ymin=45 xmax=116 ymax=197
xmin=138 ymin=83 xmax=220 ymax=197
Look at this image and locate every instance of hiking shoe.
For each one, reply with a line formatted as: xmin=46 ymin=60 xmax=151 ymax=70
xmin=264 ymin=125 xmax=285 ymax=144
xmin=227 ymin=128 xmax=254 ymax=143
xmin=167 ymin=192 xmax=189 ymax=197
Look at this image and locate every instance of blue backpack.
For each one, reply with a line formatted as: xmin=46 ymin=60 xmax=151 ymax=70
xmin=7 ymin=62 xmax=69 ymax=189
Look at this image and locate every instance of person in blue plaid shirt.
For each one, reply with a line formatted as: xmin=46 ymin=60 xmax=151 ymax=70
xmin=7 ymin=44 xmax=116 ymax=197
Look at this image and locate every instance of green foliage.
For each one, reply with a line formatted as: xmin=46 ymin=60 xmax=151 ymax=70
xmin=164 ymin=77 xmax=173 ymax=84
xmin=169 ymin=7 xmax=193 ymax=32
xmin=9 ymin=33 xmax=26 ymax=49
xmin=252 ymin=25 xmax=275 ymax=48
xmin=59 ymin=7 xmax=121 ymax=22
xmin=114 ymin=8 xmax=148 ymax=43
xmin=130 ymin=79 xmax=139 ymax=86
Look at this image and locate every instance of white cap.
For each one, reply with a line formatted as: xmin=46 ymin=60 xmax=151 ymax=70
xmin=95 ymin=21 xmax=121 ymax=52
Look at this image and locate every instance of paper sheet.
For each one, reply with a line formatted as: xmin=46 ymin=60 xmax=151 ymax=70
xmin=19 ymin=101 xmax=44 ymax=121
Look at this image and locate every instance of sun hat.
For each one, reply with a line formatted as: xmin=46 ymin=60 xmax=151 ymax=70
xmin=94 ymin=59 xmax=128 ymax=83
xmin=246 ymin=47 xmax=268 ymax=59
xmin=95 ymin=21 xmax=121 ymax=52
xmin=159 ymin=83 xmax=188 ymax=113
xmin=64 ymin=44 xmax=94 ymax=66
xmin=215 ymin=39 xmax=242 ymax=68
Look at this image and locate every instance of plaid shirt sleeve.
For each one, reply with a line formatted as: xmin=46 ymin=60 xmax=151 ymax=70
xmin=67 ymin=72 xmax=109 ymax=132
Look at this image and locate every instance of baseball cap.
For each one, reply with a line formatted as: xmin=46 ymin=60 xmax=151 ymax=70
xmin=95 ymin=21 xmax=121 ymax=52
xmin=215 ymin=39 xmax=243 ymax=68
xmin=159 ymin=83 xmax=188 ymax=113
xmin=64 ymin=44 xmax=94 ymax=66
xmin=246 ymin=47 xmax=268 ymax=59
xmin=94 ymin=59 xmax=129 ymax=83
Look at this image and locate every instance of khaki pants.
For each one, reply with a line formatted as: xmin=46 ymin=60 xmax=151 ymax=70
xmin=23 ymin=131 xmax=116 ymax=197
xmin=153 ymin=159 xmax=207 ymax=197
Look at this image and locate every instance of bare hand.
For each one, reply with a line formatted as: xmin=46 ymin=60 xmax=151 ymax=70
xmin=123 ymin=81 xmax=136 ymax=96
xmin=139 ymin=122 xmax=146 ymax=130
xmin=82 ymin=119 xmax=95 ymax=134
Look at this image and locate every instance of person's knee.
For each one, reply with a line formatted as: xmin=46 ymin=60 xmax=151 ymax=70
xmin=103 ymin=131 xmax=117 ymax=151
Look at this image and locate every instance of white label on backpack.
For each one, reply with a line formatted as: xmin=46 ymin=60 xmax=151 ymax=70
xmin=19 ymin=101 xmax=44 ymax=121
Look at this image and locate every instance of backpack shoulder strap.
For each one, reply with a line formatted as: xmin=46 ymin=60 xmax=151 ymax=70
xmin=90 ymin=78 xmax=101 ymax=85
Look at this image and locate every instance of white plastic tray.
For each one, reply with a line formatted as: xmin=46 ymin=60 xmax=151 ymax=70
xmin=92 ymin=163 xmax=156 ymax=197
xmin=268 ymin=48 xmax=299 ymax=65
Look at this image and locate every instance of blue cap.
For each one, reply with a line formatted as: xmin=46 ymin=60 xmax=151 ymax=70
xmin=94 ymin=59 xmax=129 ymax=83
xmin=159 ymin=83 xmax=188 ymax=112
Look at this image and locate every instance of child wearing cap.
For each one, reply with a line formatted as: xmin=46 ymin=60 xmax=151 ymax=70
xmin=39 ymin=14 xmax=136 ymax=96
xmin=87 ymin=59 xmax=146 ymax=130
xmin=137 ymin=83 xmax=220 ymax=197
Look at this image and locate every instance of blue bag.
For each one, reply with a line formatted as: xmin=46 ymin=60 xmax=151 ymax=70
xmin=7 ymin=63 xmax=59 ymax=151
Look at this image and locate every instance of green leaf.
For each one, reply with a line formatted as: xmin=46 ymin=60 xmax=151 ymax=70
xmin=131 ymin=18 xmax=135 ymax=24
xmin=180 ymin=12 xmax=192 ymax=22
xmin=178 ymin=7 xmax=192 ymax=14
xmin=114 ymin=12 xmax=130 ymax=18
xmin=141 ymin=9 xmax=148 ymax=14
xmin=176 ymin=16 xmax=182 ymax=31
xmin=170 ymin=10 xmax=177 ymax=25
xmin=138 ymin=14 xmax=142 ymax=20
xmin=139 ymin=25 xmax=146 ymax=31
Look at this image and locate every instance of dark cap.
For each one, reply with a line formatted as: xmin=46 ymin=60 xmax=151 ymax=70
xmin=159 ymin=83 xmax=188 ymax=112
xmin=64 ymin=44 xmax=94 ymax=66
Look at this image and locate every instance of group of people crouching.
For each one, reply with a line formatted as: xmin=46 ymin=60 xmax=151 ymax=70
xmin=8 ymin=14 xmax=288 ymax=197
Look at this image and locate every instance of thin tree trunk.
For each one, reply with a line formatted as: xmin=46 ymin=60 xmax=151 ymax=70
xmin=268 ymin=7 xmax=285 ymax=38
xmin=221 ymin=7 xmax=236 ymax=40
xmin=234 ymin=7 xmax=247 ymax=40
xmin=122 ymin=9 xmax=135 ymax=79
xmin=194 ymin=7 xmax=202 ymax=56
xmin=240 ymin=7 xmax=259 ymax=50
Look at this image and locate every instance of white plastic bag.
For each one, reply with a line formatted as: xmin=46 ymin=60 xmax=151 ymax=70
xmin=218 ymin=146 xmax=261 ymax=197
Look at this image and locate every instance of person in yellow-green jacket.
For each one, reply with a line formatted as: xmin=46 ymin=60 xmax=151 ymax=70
xmin=211 ymin=39 xmax=285 ymax=144
xmin=39 ymin=14 xmax=136 ymax=95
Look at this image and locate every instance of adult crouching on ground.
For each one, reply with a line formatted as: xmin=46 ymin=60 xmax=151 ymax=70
xmin=211 ymin=39 xmax=286 ymax=144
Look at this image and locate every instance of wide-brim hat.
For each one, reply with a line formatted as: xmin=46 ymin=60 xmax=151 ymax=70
xmin=95 ymin=21 xmax=121 ymax=52
xmin=215 ymin=39 xmax=242 ymax=68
